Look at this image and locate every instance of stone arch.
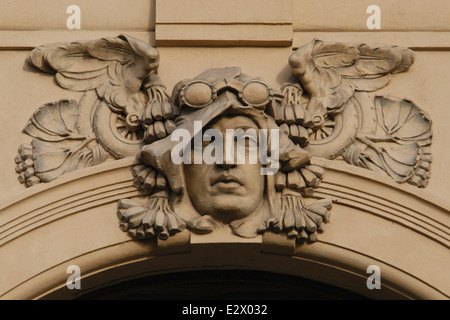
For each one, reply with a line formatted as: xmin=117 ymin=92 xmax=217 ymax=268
xmin=1 ymin=159 xmax=447 ymax=299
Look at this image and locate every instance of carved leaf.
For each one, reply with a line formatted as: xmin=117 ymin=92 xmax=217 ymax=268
xmin=31 ymin=139 xmax=70 ymax=174
xmin=375 ymin=96 xmax=432 ymax=146
xmin=23 ymin=99 xmax=82 ymax=142
xmin=344 ymin=95 xmax=432 ymax=188
xmin=31 ymin=139 xmax=108 ymax=183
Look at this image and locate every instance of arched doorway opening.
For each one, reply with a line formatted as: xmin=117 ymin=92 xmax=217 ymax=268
xmin=76 ymin=269 xmax=368 ymax=300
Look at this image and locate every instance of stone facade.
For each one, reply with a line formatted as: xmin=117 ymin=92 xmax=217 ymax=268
xmin=0 ymin=0 xmax=449 ymax=300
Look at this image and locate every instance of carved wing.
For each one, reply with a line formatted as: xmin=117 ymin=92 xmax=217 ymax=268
xmin=27 ymin=34 xmax=159 ymax=115
xmin=288 ymin=39 xmax=414 ymax=116
xmin=16 ymin=35 xmax=183 ymax=238
xmin=278 ymin=39 xmax=432 ymax=188
xmin=16 ymin=35 xmax=178 ymax=187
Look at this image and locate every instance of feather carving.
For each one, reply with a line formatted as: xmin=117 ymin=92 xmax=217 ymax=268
xmin=27 ymin=34 xmax=159 ymax=116
xmin=288 ymin=39 xmax=415 ymax=116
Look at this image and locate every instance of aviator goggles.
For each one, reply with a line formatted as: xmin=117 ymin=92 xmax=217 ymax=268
xmin=178 ymin=78 xmax=275 ymax=110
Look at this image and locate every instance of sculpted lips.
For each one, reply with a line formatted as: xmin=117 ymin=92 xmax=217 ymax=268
xmin=211 ymin=173 xmax=243 ymax=187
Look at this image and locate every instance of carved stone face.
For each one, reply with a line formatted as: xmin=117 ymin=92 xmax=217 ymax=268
xmin=183 ymin=115 xmax=265 ymax=223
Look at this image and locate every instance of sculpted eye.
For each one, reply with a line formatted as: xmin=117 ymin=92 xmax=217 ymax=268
xmin=241 ymin=81 xmax=271 ymax=107
xmin=182 ymin=82 xmax=214 ymax=108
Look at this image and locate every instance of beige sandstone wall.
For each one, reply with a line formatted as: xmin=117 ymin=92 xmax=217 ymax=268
xmin=1 ymin=0 xmax=449 ymax=202
xmin=0 ymin=0 xmax=448 ymax=299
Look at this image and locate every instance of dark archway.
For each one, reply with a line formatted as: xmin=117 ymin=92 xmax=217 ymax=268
xmin=77 ymin=269 xmax=368 ymax=300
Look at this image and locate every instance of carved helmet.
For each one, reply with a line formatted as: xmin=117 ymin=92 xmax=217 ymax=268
xmin=140 ymin=67 xmax=310 ymax=237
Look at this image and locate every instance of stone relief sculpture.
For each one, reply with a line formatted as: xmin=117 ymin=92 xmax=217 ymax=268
xmin=121 ymin=66 xmax=331 ymax=241
xmin=15 ymin=35 xmax=169 ymax=186
xmin=285 ymin=40 xmax=432 ymax=187
xmin=14 ymin=35 xmax=432 ymax=242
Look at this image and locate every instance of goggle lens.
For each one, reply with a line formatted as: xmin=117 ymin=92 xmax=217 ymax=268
xmin=180 ymin=80 xmax=271 ymax=109
xmin=183 ymin=82 xmax=214 ymax=108
xmin=241 ymin=81 xmax=270 ymax=107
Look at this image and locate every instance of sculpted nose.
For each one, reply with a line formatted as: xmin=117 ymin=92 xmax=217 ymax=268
xmin=216 ymin=162 xmax=237 ymax=170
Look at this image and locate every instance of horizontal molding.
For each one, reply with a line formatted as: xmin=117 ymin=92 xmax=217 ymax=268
xmin=0 ymin=31 xmax=155 ymax=50
xmin=294 ymin=31 xmax=450 ymax=51
xmin=2 ymin=30 xmax=448 ymax=51
xmin=155 ymin=24 xmax=292 ymax=47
